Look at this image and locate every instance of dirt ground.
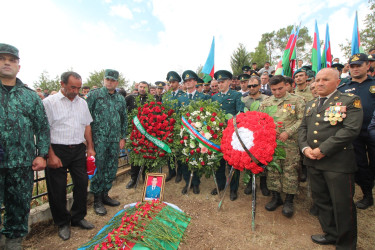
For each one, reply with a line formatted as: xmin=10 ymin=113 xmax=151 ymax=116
xmin=24 ymin=166 xmax=375 ymax=250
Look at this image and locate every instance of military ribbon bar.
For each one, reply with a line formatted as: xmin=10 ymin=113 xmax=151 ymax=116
xmin=181 ymin=116 xmax=221 ymax=153
xmin=133 ymin=116 xmax=172 ymax=153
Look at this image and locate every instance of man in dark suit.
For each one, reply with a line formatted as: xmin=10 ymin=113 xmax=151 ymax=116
xmin=260 ymin=72 xmax=272 ymax=96
xmin=298 ymin=68 xmax=363 ymax=249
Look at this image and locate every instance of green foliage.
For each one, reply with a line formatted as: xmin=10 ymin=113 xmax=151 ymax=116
xmin=230 ymin=43 xmax=251 ymax=76
xmin=250 ymin=101 xmax=260 ymax=112
xmin=84 ymin=69 xmax=128 ymax=90
xmin=33 ymin=71 xmax=60 ymax=91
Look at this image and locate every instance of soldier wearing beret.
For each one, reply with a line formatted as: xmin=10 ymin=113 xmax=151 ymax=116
xmin=177 ymin=70 xmax=210 ymax=195
xmin=163 ymin=71 xmax=184 ymax=183
xmin=338 ymin=53 xmax=375 ymax=210
xmin=0 ymin=43 xmax=50 ymax=248
xmin=260 ymin=75 xmax=305 ymax=217
xmin=211 ymin=70 xmax=245 ymax=201
xmin=299 ymin=68 xmax=362 ymax=248
xmin=155 ymin=81 xmax=165 ymax=102
xmin=86 ymin=69 xmax=128 ymax=216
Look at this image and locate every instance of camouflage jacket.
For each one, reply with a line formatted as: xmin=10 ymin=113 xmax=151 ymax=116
xmin=0 ymin=78 xmax=50 ymax=168
xmin=295 ymin=85 xmax=314 ymax=102
xmin=86 ymin=87 xmax=128 ymax=143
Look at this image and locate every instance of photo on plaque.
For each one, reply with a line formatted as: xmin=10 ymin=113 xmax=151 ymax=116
xmin=142 ymin=173 xmax=166 ymax=202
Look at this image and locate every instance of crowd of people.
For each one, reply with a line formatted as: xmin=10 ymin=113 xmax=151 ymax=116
xmin=1 ymin=41 xmax=375 ymax=249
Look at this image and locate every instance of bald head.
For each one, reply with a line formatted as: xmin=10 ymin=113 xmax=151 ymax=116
xmin=315 ymin=68 xmax=341 ymax=97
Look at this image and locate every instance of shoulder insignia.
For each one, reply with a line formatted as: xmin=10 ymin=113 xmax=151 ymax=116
xmin=353 ymin=99 xmax=361 ymax=108
xmin=370 ymin=85 xmax=375 ymax=93
xmin=348 ymin=93 xmax=354 ymax=96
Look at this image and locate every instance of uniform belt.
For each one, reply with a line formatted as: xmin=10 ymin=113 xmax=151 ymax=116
xmin=51 ymin=143 xmax=84 ymax=148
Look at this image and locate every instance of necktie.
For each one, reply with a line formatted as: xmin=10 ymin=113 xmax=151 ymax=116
xmin=172 ymin=92 xmax=175 ymax=97
xmin=189 ymin=94 xmax=192 ymax=100
xmin=318 ymin=97 xmax=327 ymax=112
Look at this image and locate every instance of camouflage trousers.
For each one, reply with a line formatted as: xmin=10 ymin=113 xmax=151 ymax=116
xmin=90 ymin=142 xmax=120 ymax=195
xmin=267 ymin=144 xmax=300 ymax=194
xmin=0 ymin=166 xmax=33 ymax=239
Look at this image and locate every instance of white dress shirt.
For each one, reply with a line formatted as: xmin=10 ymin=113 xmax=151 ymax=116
xmin=43 ymin=91 xmax=93 ymax=145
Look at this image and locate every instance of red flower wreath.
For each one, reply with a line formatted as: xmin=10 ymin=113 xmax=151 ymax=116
xmin=220 ymin=111 xmax=277 ymax=174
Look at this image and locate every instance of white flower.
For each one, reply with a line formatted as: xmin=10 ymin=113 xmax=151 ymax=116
xmin=231 ymin=127 xmax=254 ymax=151
xmin=206 ymin=111 xmax=211 ymax=116
xmin=190 ymin=141 xmax=196 ymax=148
xmin=195 ymin=122 xmax=202 ymax=128
xmin=204 ymin=132 xmax=212 ymax=140
xmin=212 ymin=121 xmax=216 ymax=125
xmin=182 ymin=148 xmax=189 ymax=156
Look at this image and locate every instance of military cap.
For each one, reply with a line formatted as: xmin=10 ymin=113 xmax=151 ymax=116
xmin=203 ymin=82 xmax=210 ymax=86
xmin=104 ymin=69 xmax=119 ymax=81
xmin=166 ymin=71 xmax=181 ymax=82
xmin=301 ymin=65 xmax=312 ymax=71
xmin=306 ymin=70 xmax=316 ymax=80
xmin=293 ymin=68 xmax=307 ymax=77
xmin=349 ymin=53 xmax=369 ymax=65
xmin=332 ymin=63 xmax=344 ymax=71
xmin=195 ymin=78 xmax=204 ymax=87
xmin=155 ymin=81 xmax=166 ymax=89
xmin=368 ymin=54 xmax=375 ymax=61
xmin=242 ymin=65 xmax=251 ymax=72
xmin=182 ymin=70 xmax=198 ymax=81
xmin=249 ymin=70 xmax=259 ymax=77
xmin=0 ymin=43 xmax=20 ymax=59
xmin=214 ymin=70 xmax=233 ymax=82
xmin=238 ymin=73 xmax=251 ymax=81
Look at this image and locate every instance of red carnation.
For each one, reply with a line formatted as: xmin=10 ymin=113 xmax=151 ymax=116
xmin=196 ymin=148 xmax=201 ymax=153
xmin=219 ymin=123 xmax=224 ymax=127
xmin=190 ymin=150 xmax=195 ymax=155
xmin=213 ymin=134 xmax=218 ymax=139
xmin=212 ymin=112 xmax=217 ymax=117
xmin=183 ymin=136 xmax=188 ymax=140
xmin=197 ymin=116 xmax=201 ymax=120
xmin=207 ymin=126 xmax=211 ymax=130
xmin=180 ymin=140 xmax=184 ymax=144
xmin=186 ymin=113 xmax=190 ymax=117
xmin=201 ymin=161 xmax=205 ymax=166
xmin=159 ymin=153 xmax=165 ymax=157
xmin=211 ymin=117 xmax=215 ymax=122
xmin=168 ymin=139 xmax=173 ymax=143
xmin=200 ymin=107 xmax=204 ymax=111
xmin=208 ymin=151 xmax=212 ymax=155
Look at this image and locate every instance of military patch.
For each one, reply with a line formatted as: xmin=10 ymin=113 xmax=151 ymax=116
xmin=351 ymin=54 xmax=359 ymax=61
xmin=334 ymin=96 xmax=339 ymax=100
xmin=353 ymin=99 xmax=361 ymax=108
xmin=370 ymin=85 xmax=375 ymax=93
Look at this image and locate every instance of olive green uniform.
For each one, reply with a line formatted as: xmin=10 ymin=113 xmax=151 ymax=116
xmin=0 ymin=79 xmax=50 ymax=238
xmin=295 ymin=86 xmax=314 ymax=102
xmin=260 ymin=93 xmax=305 ymax=194
xmin=241 ymin=93 xmax=268 ymax=110
xmin=86 ymin=87 xmax=127 ymax=195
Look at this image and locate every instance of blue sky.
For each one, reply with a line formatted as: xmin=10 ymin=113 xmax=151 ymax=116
xmin=1 ymin=0 xmax=369 ymax=88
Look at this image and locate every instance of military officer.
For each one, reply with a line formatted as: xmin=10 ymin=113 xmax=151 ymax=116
xmin=242 ymin=65 xmax=251 ymax=74
xmin=86 ymin=69 xmax=127 ymax=216
xmin=203 ymin=82 xmax=211 ymax=94
xmin=338 ymin=53 xmax=375 ymax=210
xmin=163 ymin=71 xmax=184 ymax=183
xmin=196 ymin=78 xmax=204 ymax=93
xmin=155 ymin=81 xmax=165 ymax=102
xmin=298 ymin=68 xmax=362 ymax=248
xmin=0 ymin=43 xmax=50 ymax=249
xmin=238 ymin=73 xmax=250 ymax=96
xmin=178 ymin=70 xmax=210 ymax=195
xmin=259 ymin=75 xmax=305 ymax=217
xmin=211 ymin=70 xmax=245 ymax=201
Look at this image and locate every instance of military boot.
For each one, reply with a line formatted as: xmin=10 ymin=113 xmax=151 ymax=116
xmin=103 ymin=193 xmax=120 ymax=206
xmin=265 ymin=191 xmax=283 ymax=211
xmin=94 ymin=194 xmax=107 ymax=216
xmin=5 ymin=237 xmax=22 ymax=250
xmin=356 ymin=189 xmax=374 ymax=210
xmin=282 ymin=194 xmax=294 ymax=218
xmin=300 ymin=165 xmax=307 ymax=182
xmin=244 ymin=179 xmax=252 ymax=195
xmin=260 ymin=176 xmax=270 ymax=196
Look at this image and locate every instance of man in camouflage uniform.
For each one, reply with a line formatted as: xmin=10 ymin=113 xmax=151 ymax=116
xmin=86 ymin=69 xmax=128 ymax=216
xmin=0 ymin=43 xmax=50 ymax=249
xmin=260 ymin=75 xmax=305 ymax=218
xmin=163 ymin=71 xmax=184 ymax=183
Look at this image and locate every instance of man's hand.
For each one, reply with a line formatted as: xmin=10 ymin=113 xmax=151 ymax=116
xmin=47 ymin=154 xmax=63 ymax=169
xmin=119 ymin=139 xmax=126 ymax=150
xmin=278 ymin=132 xmax=289 ymax=142
xmin=87 ymin=147 xmax=96 ymax=158
xmin=311 ymin=148 xmax=325 ymax=160
xmin=32 ymin=157 xmax=47 ymax=171
xmin=303 ymin=147 xmax=317 ymax=160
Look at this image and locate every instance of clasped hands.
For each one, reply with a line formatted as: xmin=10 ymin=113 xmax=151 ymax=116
xmin=304 ymin=147 xmax=325 ymax=160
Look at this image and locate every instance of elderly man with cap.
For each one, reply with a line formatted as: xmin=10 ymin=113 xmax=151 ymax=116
xmin=0 ymin=43 xmax=50 ymax=249
xmin=163 ymin=71 xmax=184 ymax=183
xmin=177 ymin=70 xmax=210 ymax=194
xmin=86 ymin=69 xmax=128 ymax=216
xmin=338 ymin=53 xmax=375 ymax=210
xmin=211 ymin=70 xmax=245 ymax=201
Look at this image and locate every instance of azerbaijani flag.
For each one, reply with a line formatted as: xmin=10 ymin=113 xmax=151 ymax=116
xmin=202 ymin=36 xmax=215 ymax=83
xmin=281 ymin=27 xmax=296 ymax=77
xmin=311 ymin=20 xmax=321 ymax=74
xmin=351 ymin=11 xmax=364 ymax=55
xmin=321 ymin=23 xmax=332 ymax=68
xmin=274 ymin=58 xmax=283 ymax=75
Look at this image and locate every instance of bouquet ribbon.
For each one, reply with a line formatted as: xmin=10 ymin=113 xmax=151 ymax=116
xmin=181 ymin=116 xmax=221 ymax=153
xmin=133 ymin=116 xmax=172 ymax=153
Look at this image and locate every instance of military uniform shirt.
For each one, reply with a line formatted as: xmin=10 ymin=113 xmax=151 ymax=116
xmin=211 ymin=89 xmax=244 ymax=115
xmin=0 ymin=78 xmax=50 ymax=168
xmin=295 ymin=85 xmax=314 ymax=102
xmin=242 ymin=93 xmax=268 ymax=110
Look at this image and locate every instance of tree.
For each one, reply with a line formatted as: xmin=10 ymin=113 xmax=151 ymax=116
xmin=33 ymin=71 xmax=60 ymax=91
xmin=84 ymin=70 xmax=129 ymax=90
xmin=230 ymin=43 xmax=251 ymax=76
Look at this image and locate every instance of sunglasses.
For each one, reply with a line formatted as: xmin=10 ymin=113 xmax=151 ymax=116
xmin=248 ymin=84 xmax=259 ymax=88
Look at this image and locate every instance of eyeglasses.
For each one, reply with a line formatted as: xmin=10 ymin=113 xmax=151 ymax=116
xmin=248 ymin=84 xmax=259 ymax=88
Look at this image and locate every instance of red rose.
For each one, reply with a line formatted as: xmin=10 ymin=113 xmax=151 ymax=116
xmin=159 ymin=153 xmax=165 ymax=157
xmin=201 ymin=161 xmax=205 ymax=166
xmin=183 ymin=136 xmax=188 ymax=140
xmin=200 ymin=107 xmax=204 ymax=111
xmin=213 ymin=134 xmax=218 ymax=139
xmin=210 ymin=130 xmax=215 ymax=135
xmin=219 ymin=122 xmax=224 ymax=127
xmin=207 ymin=126 xmax=211 ymax=130
xmin=190 ymin=150 xmax=195 ymax=155
xmin=186 ymin=113 xmax=190 ymax=117
xmin=196 ymin=148 xmax=201 ymax=153
xmin=212 ymin=112 xmax=217 ymax=117
xmin=168 ymin=139 xmax=173 ymax=143
xmin=180 ymin=140 xmax=184 ymax=144
xmin=157 ymin=102 xmax=162 ymax=105
xmin=188 ymin=119 xmax=192 ymax=124
xmin=211 ymin=117 xmax=215 ymax=122
xmin=186 ymin=158 xmax=189 ymax=162
xmin=197 ymin=116 xmax=200 ymax=120
xmin=208 ymin=151 xmax=212 ymax=155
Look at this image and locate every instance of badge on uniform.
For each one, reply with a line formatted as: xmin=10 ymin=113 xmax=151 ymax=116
xmin=370 ymin=86 xmax=375 ymax=93
xmin=323 ymin=103 xmax=347 ymax=125
xmin=353 ymin=99 xmax=362 ymax=108
xmin=283 ymin=104 xmax=296 ymax=114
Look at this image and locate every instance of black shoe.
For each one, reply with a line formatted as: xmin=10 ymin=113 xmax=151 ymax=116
xmin=265 ymin=191 xmax=283 ymax=211
xmin=260 ymin=176 xmax=270 ymax=196
xmin=71 ymin=219 xmax=94 ymax=230
xmin=211 ymin=187 xmax=224 ymax=195
xmin=175 ymin=174 xmax=182 ymax=183
xmin=58 ymin=224 xmax=70 ymax=241
xmin=182 ymin=185 xmax=188 ymax=194
xmin=94 ymin=194 xmax=107 ymax=216
xmin=311 ymin=234 xmax=336 ymax=245
xmin=282 ymin=194 xmax=294 ymax=218
xmin=102 ymin=194 xmax=120 ymax=206
xmin=126 ymin=179 xmax=136 ymax=189
xmin=309 ymin=204 xmax=319 ymax=216
xmin=230 ymin=190 xmax=238 ymax=201
xmin=356 ymin=195 xmax=374 ymax=209
xmin=165 ymin=173 xmax=176 ymax=182
xmin=300 ymin=165 xmax=307 ymax=182
xmin=244 ymin=181 xmax=252 ymax=195
xmin=193 ymin=185 xmax=200 ymax=194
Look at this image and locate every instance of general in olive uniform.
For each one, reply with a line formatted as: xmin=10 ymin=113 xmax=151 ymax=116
xmin=260 ymin=75 xmax=305 ymax=217
xmin=299 ymin=68 xmax=362 ymax=248
xmin=0 ymin=43 xmax=50 ymax=248
xmin=211 ymin=70 xmax=245 ymax=201
xmin=86 ymin=69 xmax=128 ymax=215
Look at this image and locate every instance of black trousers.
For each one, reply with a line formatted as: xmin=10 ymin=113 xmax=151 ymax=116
xmin=215 ymin=159 xmax=240 ymax=191
xmin=167 ymin=157 xmax=182 ymax=177
xmin=45 ymin=144 xmax=88 ymax=226
xmin=308 ymin=166 xmax=357 ymax=250
xmin=130 ymin=164 xmax=146 ymax=181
